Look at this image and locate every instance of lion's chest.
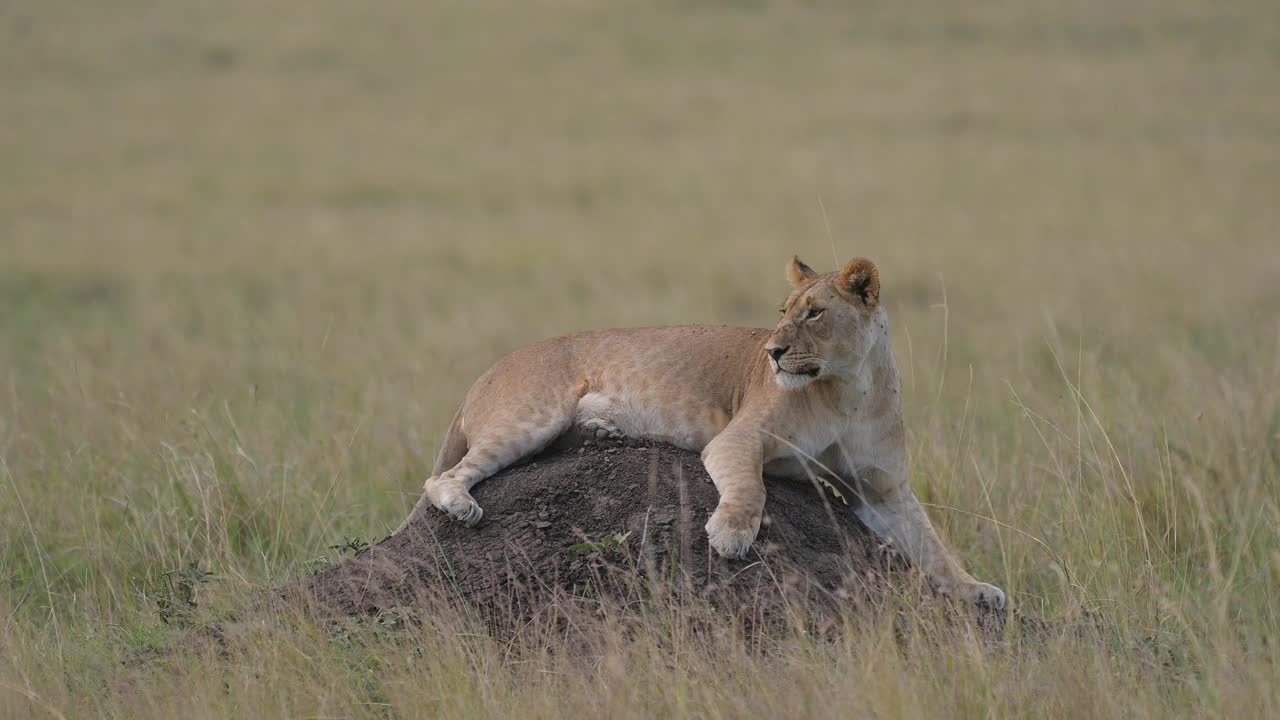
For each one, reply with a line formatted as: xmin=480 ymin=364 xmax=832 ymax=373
xmin=762 ymin=412 xmax=896 ymax=481
xmin=768 ymin=417 xmax=845 ymax=465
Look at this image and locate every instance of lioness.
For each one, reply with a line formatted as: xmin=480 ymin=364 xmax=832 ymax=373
xmin=400 ymin=256 xmax=1005 ymax=609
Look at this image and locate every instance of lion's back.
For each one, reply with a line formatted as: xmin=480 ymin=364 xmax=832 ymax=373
xmin=458 ymin=325 xmax=770 ymax=444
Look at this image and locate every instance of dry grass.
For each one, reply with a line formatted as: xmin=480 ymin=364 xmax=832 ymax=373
xmin=3 ymin=1 xmax=1279 ymax=717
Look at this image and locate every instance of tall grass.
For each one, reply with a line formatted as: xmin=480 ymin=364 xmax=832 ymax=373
xmin=3 ymin=1 xmax=1279 ymax=717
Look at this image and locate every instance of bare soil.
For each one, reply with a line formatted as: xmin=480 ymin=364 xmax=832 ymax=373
xmin=286 ymin=438 xmax=919 ymax=628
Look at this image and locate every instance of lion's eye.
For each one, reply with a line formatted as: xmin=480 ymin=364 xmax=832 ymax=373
xmin=778 ymin=304 xmax=786 ymax=314
xmin=805 ymin=307 xmax=824 ymax=322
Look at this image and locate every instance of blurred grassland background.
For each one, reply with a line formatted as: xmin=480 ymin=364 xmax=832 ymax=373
xmin=2 ymin=1 xmax=1280 ymax=717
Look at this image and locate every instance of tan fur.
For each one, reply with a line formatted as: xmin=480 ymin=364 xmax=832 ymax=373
xmin=398 ymin=257 xmax=1005 ymax=609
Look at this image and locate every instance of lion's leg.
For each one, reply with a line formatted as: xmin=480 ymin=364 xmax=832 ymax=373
xmin=700 ymin=421 xmax=767 ymax=559
xmin=424 ymin=399 xmax=576 ymax=527
xmin=855 ymin=468 xmax=1005 ymax=610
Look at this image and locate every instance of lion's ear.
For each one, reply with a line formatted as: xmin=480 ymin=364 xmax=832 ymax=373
xmin=787 ymin=255 xmax=819 ymax=288
xmin=838 ymin=258 xmax=880 ymax=308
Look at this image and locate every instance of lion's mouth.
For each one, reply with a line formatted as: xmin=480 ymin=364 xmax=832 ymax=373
xmin=778 ymin=366 xmax=820 ymax=378
xmin=771 ymin=362 xmax=821 ymax=389
xmin=769 ymin=354 xmax=822 ymax=379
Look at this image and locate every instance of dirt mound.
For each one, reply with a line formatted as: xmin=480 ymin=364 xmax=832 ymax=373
xmin=288 ymin=439 xmax=910 ymax=623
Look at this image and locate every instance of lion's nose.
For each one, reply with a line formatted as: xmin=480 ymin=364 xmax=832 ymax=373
xmin=767 ymin=346 xmax=789 ymax=362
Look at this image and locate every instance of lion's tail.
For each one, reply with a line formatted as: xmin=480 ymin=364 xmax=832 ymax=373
xmin=431 ymin=406 xmax=468 ymax=476
xmin=395 ymin=406 xmax=469 ymax=535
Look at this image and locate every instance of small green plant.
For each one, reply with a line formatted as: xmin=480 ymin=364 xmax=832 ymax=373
xmin=567 ymin=531 xmax=631 ymax=553
xmin=304 ymin=555 xmax=333 ymax=575
xmin=155 ymin=562 xmax=217 ymax=625
xmin=329 ymin=536 xmax=370 ymax=556
xmin=375 ymin=606 xmax=417 ymax=630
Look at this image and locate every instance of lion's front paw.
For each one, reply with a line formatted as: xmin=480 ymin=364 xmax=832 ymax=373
xmin=705 ymin=508 xmax=761 ymax=560
xmin=945 ymin=581 xmax=1006 ymax=611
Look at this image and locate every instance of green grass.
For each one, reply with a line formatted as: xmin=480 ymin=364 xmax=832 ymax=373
xmin=3 ymin=1 xmax=1279 ymax=717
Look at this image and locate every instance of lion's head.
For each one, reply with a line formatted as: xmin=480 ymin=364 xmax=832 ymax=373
xmin=764 ymin=256 xmax=883 ymax=390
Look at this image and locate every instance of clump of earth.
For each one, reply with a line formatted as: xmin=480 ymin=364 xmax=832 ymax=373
xmin=287 ymin=438 xmax=922 ymax=626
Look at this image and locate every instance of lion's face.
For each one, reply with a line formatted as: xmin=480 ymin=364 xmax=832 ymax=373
xmin=764 ymin=256 xmax=883 ymax=390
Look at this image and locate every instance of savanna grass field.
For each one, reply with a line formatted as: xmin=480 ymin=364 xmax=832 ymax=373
xmin=3 ymin=1 xmax=1280 ymax=717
